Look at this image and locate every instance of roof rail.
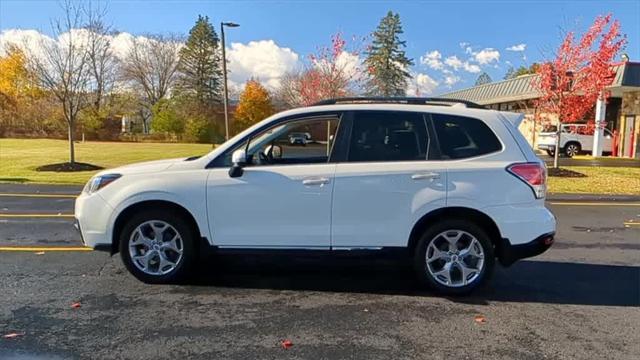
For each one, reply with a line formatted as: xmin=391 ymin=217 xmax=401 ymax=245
xmin=311 ymin=97 xmax=485 ymax=109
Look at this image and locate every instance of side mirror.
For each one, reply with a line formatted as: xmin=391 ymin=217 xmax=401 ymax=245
xmin=229 ymin=149 xmax=246 ymax=178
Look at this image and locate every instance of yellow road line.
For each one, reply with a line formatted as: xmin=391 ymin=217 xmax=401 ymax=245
xmin=0 ymin=193 xmax=78 ymax=198
xmin=548 ymin=202 xmax=640 ymax=207
xmin=0 ymin=246 xmax=92 ymax=252
xmin=624 ymin=222 xmax=640 ymax=227
xmin=0 ymin=214 xmax=75 ymax=218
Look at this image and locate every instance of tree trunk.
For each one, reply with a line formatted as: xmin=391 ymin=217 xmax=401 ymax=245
xmin=68 ymin=121 xmax=76 ymax=165
xmin=553 ymin=121 xmax=561 ymax=168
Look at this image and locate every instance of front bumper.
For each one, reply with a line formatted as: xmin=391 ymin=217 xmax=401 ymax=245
xmin=74 ymin=192 xmax=114 ymax=250
xmin=497 ymin=232 xmax=555 ymax=266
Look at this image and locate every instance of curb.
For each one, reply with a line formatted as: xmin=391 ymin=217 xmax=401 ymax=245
xmin=547 ymin=193 xmax=640 ymax=202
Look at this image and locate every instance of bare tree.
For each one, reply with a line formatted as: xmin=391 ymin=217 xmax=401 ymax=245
xmin=27 ymin=0 xmax=91 ymax=165
xmin=120 ymin=34 xmax=182 ymax=133
xmin=84 ymin=2 xmax=117 ymax=116
xmin=273 ymin=71 xmax=303 ymax=109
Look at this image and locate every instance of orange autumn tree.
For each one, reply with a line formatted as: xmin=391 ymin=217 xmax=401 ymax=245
xmin=233 ymin=79 xmax=275 ymax=133
xmin=0 ymin=45 xmax=40 ymax=111
xmin=534 ymin=14 xmax=625 ymax=168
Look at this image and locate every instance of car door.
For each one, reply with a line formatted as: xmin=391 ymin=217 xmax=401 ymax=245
xmin=331 ymin=110 xmax=447 ymax=249
xmin=207 ymin=115 xmax=341 ymax=248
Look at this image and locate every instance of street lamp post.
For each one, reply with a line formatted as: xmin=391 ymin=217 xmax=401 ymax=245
xmin=221 ymin=21 xmax=239 ymax=141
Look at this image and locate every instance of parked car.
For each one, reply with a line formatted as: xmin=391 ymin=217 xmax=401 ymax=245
xmin=75 ymin=97 xmax=555 ymax=295
xmin=288 ymin=132 xmax=308 ymax=146
xmin=538 ymin=123 xmax=613 ymax=157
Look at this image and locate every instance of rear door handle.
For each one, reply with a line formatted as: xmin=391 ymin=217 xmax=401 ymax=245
xmin=302 ymin=177 xmax=330 ymax=186
xmin=411 ymin=172 xmax=441 ymax=180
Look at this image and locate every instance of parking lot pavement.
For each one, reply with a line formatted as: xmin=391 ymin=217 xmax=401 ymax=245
xmin=0 ymin=184 xmax=639 ymax=359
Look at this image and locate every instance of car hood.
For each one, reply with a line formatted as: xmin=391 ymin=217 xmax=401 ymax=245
xmin=101 ymin=158 xmax=187 ymax=176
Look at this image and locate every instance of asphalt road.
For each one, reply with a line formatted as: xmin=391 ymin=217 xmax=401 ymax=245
xmin=0 ymin=184 xmax=639 ymax=359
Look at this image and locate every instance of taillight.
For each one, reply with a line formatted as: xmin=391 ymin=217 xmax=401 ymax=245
xmin=507 ymin=163 xmax=546 ymax=199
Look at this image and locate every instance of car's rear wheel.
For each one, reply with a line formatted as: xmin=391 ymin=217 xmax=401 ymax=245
xmin=564 ymin=142 xmax=581 ymax=157
xmin=414 ymin=219 xmax=494 ymax=295
xmin=546 ymin=149 xmax=555 ymax=157
xmin=119 ymin=209 xmax=196 ymax=284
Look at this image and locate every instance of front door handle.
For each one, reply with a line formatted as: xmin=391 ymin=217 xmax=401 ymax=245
xmin=302 ymin=177 xmax=330 ymax=186
xmin=411 ymin=172 xmax=441 ymax=180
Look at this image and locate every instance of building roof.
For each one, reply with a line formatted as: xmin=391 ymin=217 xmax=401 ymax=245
xmin=439 ymin=62 xmax=640 ymax=105
xmin=439 ymin=74 xmax=539 ymax=105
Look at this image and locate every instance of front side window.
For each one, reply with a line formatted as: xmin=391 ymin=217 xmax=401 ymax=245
xmin=348 ymin=111 xmax=429 ymax=162
xmin=244 ymin=117 xmax=340 ymax=166
xmin=432 ymin=113 xmax=502 ymax=159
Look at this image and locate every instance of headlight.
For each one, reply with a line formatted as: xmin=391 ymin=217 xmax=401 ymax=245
xmin=84 ymin=174 xmax=121 ymax=194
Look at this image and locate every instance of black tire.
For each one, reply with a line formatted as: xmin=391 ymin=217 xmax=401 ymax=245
xmin=119 ymin=209 xmax=196 ymax=284
xmin=546 ymin=149 xmax=555 ymax=157
xmin=564 ymin=142 xmax=581 ymax=157
xmin=413 ymin=219 xmax=494 ymax=295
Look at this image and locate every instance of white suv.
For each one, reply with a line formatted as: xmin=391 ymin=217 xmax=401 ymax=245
xmin=538 ymin=123 xmax=613 ymax=157
xmin=75 ymin=98 xmax=556 ymax=294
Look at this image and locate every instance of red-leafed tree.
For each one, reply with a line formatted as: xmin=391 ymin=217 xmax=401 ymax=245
xmin=275 ymin=33 xmax=365 ymax=108
xmin=534 ymin=14 xmax=626 ymax=168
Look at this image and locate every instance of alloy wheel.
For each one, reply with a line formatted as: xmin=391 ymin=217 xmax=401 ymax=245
xmin=128 ymin=220 xmax=184 ymax=276
xmin=566 ymin=144 xmax=579 ymax=157
xmin=425 ymin=230 xmax=485 ymax=287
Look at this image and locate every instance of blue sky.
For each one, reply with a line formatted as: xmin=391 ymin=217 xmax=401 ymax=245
xmin=1 ymin=0 xmax=639 ymax=94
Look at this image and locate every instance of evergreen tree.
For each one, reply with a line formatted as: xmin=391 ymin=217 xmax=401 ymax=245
xmin=364 ymin=11 xmax=414 ymax=96
xmin=503 ymin=66 xmax=516 ymax=80
xmin=504 ymin=63 xmax=540 ymax=80
xmin=475 ymin=72 xmax=492 ymax=86
xmin=177 ymin=15 xmax=222 ymax=105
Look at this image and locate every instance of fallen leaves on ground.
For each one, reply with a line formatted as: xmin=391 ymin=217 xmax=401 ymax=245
xmin=3 ymin=332 xmax=25 ymax=339
xmin=35 ymin=251 xmax=45 ymax=255
xmin=71 ymin=302 xmax=81 ymax=309
xmin=474 ymin=315 xmax=486 ymax=324
xmin=280 ymin=339 xmax=293 ymax=349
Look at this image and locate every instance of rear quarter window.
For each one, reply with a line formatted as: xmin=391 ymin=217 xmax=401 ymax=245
xmin=432 ymin=113 xmax=502 ymax=159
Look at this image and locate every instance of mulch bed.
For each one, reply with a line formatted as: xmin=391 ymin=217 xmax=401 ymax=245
xmin=547 ymin=167 xmax=587 ymax=178
xmin=36 ymin=162 xmax=104 ymax=172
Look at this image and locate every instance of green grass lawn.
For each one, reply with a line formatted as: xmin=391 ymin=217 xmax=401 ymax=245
xmin=547 ymin=166 xmax=640 ymax=195
xmin=0 ymin=138 xmax=213 ymax=185
xmin=1 ymin=138 xmax=639 ymax=194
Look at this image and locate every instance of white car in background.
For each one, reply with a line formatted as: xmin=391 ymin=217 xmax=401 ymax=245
xmin=75 ymin=97 xmax=556 ymax=295
xmin=538 ymin=124 xmax=613 ymax=157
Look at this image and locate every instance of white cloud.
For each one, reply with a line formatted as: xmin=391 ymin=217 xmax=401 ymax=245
xmin=0 ymin=29 xmax=54 ymax=57
xmin=474 ymin=48 xmax=500 ymax=64
xmin=420 ymin=50 xmax=444 ymax=70
xmin=444 ymin=75 xmax=461 ymax=87
xmin=444 ymin=55 xmax=480 ymax=73
xmin=463 ymin=63 xmax=481 ymax=73
xmin=406 ymin=72 xmax=439 ymax=96
xmin=444 ymin=55 xmax=463 ymax=70
xmin=506 ymin=43 xmax=526 ymax=52
xmin=227 ymin=40 xmax=300 ymax=90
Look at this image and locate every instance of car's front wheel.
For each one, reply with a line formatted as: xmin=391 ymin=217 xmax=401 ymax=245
xmin=119 ymin=209 xmax=196 ymax=284
xmin=414 ymin=219 xmax=494 ymax=295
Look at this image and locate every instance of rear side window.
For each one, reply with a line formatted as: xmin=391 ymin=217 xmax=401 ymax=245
xmin=348 ymin=111 xmax=429 ymax=162
xmin=432 ymin=113 xmax=502 ymax=159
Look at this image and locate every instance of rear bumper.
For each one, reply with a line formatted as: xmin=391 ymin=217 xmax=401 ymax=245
xmin=537 ymin=144 xmax=555 ymax=151
xmin=498 ymin=232 xmax=554 ymax=266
